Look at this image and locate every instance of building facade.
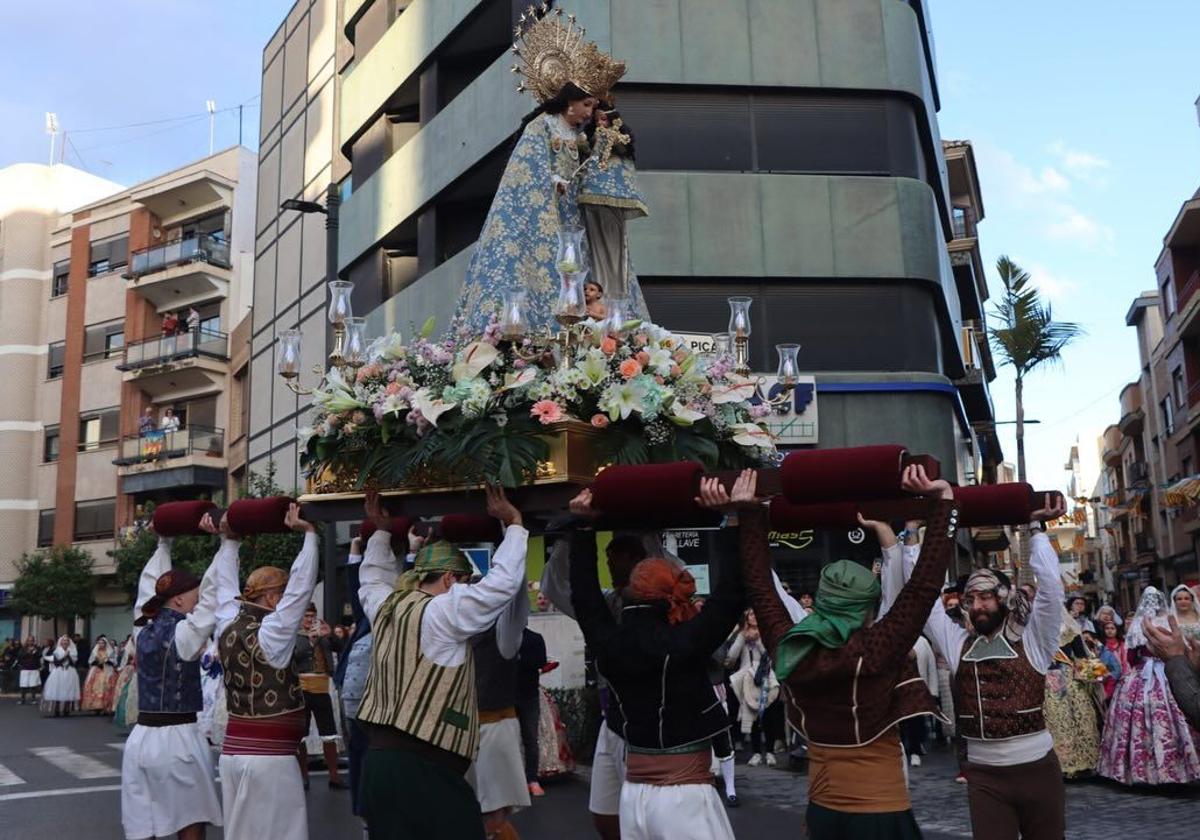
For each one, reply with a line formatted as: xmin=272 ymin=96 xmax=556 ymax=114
xmin=0 ymin=148 xmax=256 ymax=642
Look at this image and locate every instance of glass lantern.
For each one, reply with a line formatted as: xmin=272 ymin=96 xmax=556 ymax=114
xmin=276 ymin=329 xmax=302 ymax=379
xmin=775 ymin=343 xmax=800 ymax=385
xmin=710 ymin=332 xmax=732 ymax=358
xmin=328 ymin=280 xmax=355 ymax=326
xmin=500 ymin=290 xmax=529 ymax=340
xmin=556 ymin=226 xmax=586 ymax=276
xmin=602 ymin=295 xmax=632 ymax=336
xmin=727 ymin=297 xmax=753 ymax=338
xmin=555 ymin=270 xmax=588 ymax=327
xmin=344 ymin=317 xmax=368 ymax=368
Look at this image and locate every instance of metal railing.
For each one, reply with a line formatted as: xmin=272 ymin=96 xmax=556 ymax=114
xmin=1127 ymin=461 xmax=1150 ymax=485
xmin=113 ymin=425 xmax=225 ymax=466
xmin=126 ymin=232 xmax=231 ymax=279
xmin=116 ymin=328 xmax=229 ymax=371
xmin=1179 ymin=269 xmax=1200 ymax=313
xmin=951 ymin=207 xmax=976 ymax=240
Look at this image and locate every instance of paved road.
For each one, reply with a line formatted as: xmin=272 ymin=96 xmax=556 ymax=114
xmin=0 ymin=701 xmax=1195 ymax=838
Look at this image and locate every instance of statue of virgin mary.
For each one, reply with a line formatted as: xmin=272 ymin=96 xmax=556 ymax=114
xmin=453 ymin=7 xmax=649 ymax=334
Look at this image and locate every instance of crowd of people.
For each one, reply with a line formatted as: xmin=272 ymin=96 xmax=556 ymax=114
xmin=3 ymin=632 xmax=139 ymax=717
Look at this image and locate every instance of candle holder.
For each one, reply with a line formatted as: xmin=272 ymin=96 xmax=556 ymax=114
xmin=727 ymin=297 xmax=753 ymax=376
xmin=554 ymin=269 xmax=589 ymax=367
xmin=601 ymin=295 xmax=637 ymax=338
xmin=344 ymin=317 xmax=368 ymax=369
xmin=556 ymin=226 xmax=586 ymax=276
xmin=768 ymin=343 xmax=801 ymax=414
xmin=500 ymin=289 xmax=530 ymax=341
xmin=277 ymin=279 xmax=360 ymax=395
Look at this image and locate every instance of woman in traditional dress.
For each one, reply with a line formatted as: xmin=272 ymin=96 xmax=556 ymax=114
xmin=41 ymin=635 xmax=80 ymax=717
xmin=1097 ymin=620 xmax=1126 ymax=705
xmin=454 ymin=8 xmax=639 ymax=334
xmin=1170 ymin=583 xmax=1200 ymax=648
xmin=1098 ymin=586 xmax=1200 ymax=784
xmin=111 ymin=635 xmax=138 ymax=726
xmin=536 ymin=683 xmax=575 ymax=779
xmin=578 ymin=106 xmax=651 ymax=322
xmin=81 ymin=636 xmax=118 ymax=713
xmin=1042 ymin=609 xmax=1102 ymax=777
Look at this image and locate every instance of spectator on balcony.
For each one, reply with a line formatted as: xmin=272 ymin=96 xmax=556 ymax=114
xmin=162 ymin=311 xmax=179 ymax=337
xmin=159 ymin=408 xmax=181 ymax=433
xmin=186 ymin=307 xmax=201 ymax=340
xmin=138 ymin=407 xmax=157 ymax=437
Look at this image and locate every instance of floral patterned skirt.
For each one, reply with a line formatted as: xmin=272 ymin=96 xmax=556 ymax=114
xmin=1043 ymin=667 xmax=1101 ymax=776
xmin=81 ymin=666 xmax=116 ymax=712
xmin=537 ymin=687 xmax=575 ymax=778
xmin=1098 ymin=658 xmax=1200 ymax=784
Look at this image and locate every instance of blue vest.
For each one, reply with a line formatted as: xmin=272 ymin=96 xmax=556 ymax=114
xmin=136 ymin=608 xmax=202 ymax=713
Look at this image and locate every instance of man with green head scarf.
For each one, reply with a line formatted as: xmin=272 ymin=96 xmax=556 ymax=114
xmin=741 ymin=465 xmax=958 ymax=840
xmin=355 ymin=486 xmax=528 ymax=840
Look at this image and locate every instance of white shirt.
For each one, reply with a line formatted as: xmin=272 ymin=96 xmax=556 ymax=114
xmin=918 ymin=531 xmax=1064 ymax=766
xmin=359 ymin=525 xmax=529 ymax=668
xmin=135 ymin=536 xmax=242 ymax=661
xmin=215 ymin=532 xmax=320 ymax=669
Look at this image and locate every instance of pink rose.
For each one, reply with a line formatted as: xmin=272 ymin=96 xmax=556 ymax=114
xmin=530 ymin=399 xmax=564 ymax=425
xmin=619 ymin=358 xmax=643 ymax=380
xmin=385 ymin=381 xmax=402 ymax=395
xmin=600 ymin=337 xmax=618 ymax=355
xmin=590 ymin=414 xmax=610 ymax=428
xmin=635 ymin=351 xmax=651 ymax=366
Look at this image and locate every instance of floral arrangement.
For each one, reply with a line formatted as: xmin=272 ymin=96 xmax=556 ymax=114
xmin=300 ymin=316 xmax=775 ymax=489
xmin=1072 ymin=657 xmax=1109 ymax=683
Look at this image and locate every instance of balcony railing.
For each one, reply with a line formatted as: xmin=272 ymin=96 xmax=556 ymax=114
xmin=951 ymin=208 xmax=977 ymax=240
xmin=113 ymin=425 xmax=225 ymax=466
xmin=1188 ymin=378 xmax=1200 ymax=409
xmin=126 ymin=233 xmax=231 ymax=279
xmin=116 ymin=329 xmax=229 ymax=371
xmin=1127 ymin=461 xmax=1150 ymax=485
xmin=1179 ymin=269 xmax=1200 ymax=313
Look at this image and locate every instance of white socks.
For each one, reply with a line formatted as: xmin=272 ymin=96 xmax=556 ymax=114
xmin=719 ymin=755 xmax=737 ymax=796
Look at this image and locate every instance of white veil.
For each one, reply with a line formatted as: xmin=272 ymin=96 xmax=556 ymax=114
xmin=1125 ymin=586 xmax=1168 ymax=649
xmin=1168 ymin=584 xmax=1200 ymax=622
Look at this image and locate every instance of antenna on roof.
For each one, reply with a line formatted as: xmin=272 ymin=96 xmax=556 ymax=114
xmin=45 ymin=112 xmax=59 ymax=166
xmin=206 ymin=100 xmax=217 ymax=155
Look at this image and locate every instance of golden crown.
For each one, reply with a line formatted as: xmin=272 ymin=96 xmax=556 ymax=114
xmin=511 ymin=4 xmax=627 ymax=104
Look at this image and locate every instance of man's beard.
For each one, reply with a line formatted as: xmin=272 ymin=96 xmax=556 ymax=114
xmin=970 ymin=608 xmax=1004 ymax=636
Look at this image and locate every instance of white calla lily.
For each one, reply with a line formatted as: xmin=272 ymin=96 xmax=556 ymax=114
xmin=452 ymin=341 xmax=500 ymax=383
xmin=711 ymin=374 xmax=757 ymax=404
xmin=412 ymin=387 xmax=457 ymax=427
xmin=669 ymin=403 xmax=706 ymax=426
xmin=731 ymin=422 xmax=775 ymax=449
xmin=499 ymin=367 xmax=538 ymax=392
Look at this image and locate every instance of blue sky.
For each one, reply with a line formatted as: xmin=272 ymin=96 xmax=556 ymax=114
xmin=0 ymin=2 xmax=1195 ymax=495
xmin=929 ymin=0 xmax=1200 ymax=493
xmin=0 ymin=1 xmax=294 ymax=183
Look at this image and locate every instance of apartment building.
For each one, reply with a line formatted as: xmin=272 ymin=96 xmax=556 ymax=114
xmin=0 ymin=148 xmax=256 ymax=641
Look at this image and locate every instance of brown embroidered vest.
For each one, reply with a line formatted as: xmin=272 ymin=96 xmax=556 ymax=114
xmin=957 ymin=627 xmax=1046 ymax=740
xmin=219 ymin=601 xmax=305 ymax=719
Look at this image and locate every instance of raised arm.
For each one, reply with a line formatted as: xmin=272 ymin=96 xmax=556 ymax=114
xmin=567 ymin=523 xmax=619 ymax=652
xmin=861 ymin=468 xmax=958 ymax=671
xmin=540 ymin=537 xmax=577 ymax=619
xmin=664 ymin=508 xmax=748 ymax=662
xmin=178 ymin=534 xmax=241 ymax=661
xmin=422 ymin=486 xmax=529 ymax=643
xmin=1021 ymin=530 xmax=1066 ymax=674
xmin=496 ymin=584 xmax=531 ymax=660
xmin=134 ymin=536 xmax=173 ymax=626
xmin=359 ymin=529 xmax=399 ymax=626
xmin=258 ymin=508 xmax=320 ymax=669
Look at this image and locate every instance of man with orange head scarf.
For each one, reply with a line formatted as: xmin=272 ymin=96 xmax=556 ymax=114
xmin=566 ymin=470 xmax=763 ymax=840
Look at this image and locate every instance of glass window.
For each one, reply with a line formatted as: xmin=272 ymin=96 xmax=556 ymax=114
xmin=47 ymin=342 xmax=65 ymax=379
xmin=83 ymin=320 xmax=124 ymax=362
xmin=43 ymin=425 xmax=59 ymax=463
xmin=87 ymin=235 xmax=129 ymax=277
xmin=74 ymin=498 xmax=115 ymax=541
xmin=52 ymin=260 xmax=70 ymax=297
xmin=1163 ymin=279 xmax=1177 ymax=317
xmin=78 ymin=407 xmax=120 ymax=451
xmin=1173 ymin=367 xmax=1186 ymax=409
xmin=1162 ymin=397 xmax=1175 ymax=436
xmin=37 ymin=509 xmax=55 ymax=547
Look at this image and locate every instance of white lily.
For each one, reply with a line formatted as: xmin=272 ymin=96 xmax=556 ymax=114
xmin=646 ymin=346 xmax=674 ymax=377
xmin=367 ymin=332 xmax=405 ymax=362
xmin=412 ymin=387 xmax=457 ymax=427
xmin=575 ymin=349 xmax=610 ymax=387
xmin=312 ymin=367 xmax=364 ymax=412
xmin=452 ymin=341 xmax=500 ymax=383
xmin=599 ymin=380 xmax=644 ymax=421
xmin=711 ymin=374 xmax=757 ymax=405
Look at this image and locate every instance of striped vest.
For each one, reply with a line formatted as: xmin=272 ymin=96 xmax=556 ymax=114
xmin=356 ymin=590 xmax=480 ymax=761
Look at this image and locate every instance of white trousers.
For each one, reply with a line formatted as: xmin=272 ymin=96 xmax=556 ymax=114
xmin=218 ymin=753 xmax=308 ymax=840
xmin=467 ymin=716 xmax=531 ymax=813
xmin=620 ymin=781 xmax=735 ymax=840
xmin=588 ymin=723 xmax=628 ymax=816
xmin=121 ymin=722 xmax=222 ymax=839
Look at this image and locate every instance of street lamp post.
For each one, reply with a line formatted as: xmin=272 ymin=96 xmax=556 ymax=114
xmin=280 ymin=184 xmax=342 ymax=625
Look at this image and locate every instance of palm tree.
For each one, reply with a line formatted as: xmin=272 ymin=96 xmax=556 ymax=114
xmin=988 ymin=256 xmax=1083 ymax=581
xmin=988 ymin=256 xmax=1083 ymax=484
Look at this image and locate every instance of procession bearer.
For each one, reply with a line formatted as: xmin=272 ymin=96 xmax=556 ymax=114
xmin=121 ymin=516 xmax=238 ymax=840
xmin=356 ymin=486 xmax=528 ymax=839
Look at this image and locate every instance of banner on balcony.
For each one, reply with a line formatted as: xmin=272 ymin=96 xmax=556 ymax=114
xmin=140 ymin=430 xmax=166 ymax=460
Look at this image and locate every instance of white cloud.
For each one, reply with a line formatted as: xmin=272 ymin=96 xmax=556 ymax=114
xmin=1037 ymin=166 xmax=1071 ymax=193
xmin=1044 ymin=209 xmax=1114 ymax=247
xmin=1047 ymin=140 xmax=1111 ymax=182
xmin=1023 ymin=262 xmax=1080 ymax=302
